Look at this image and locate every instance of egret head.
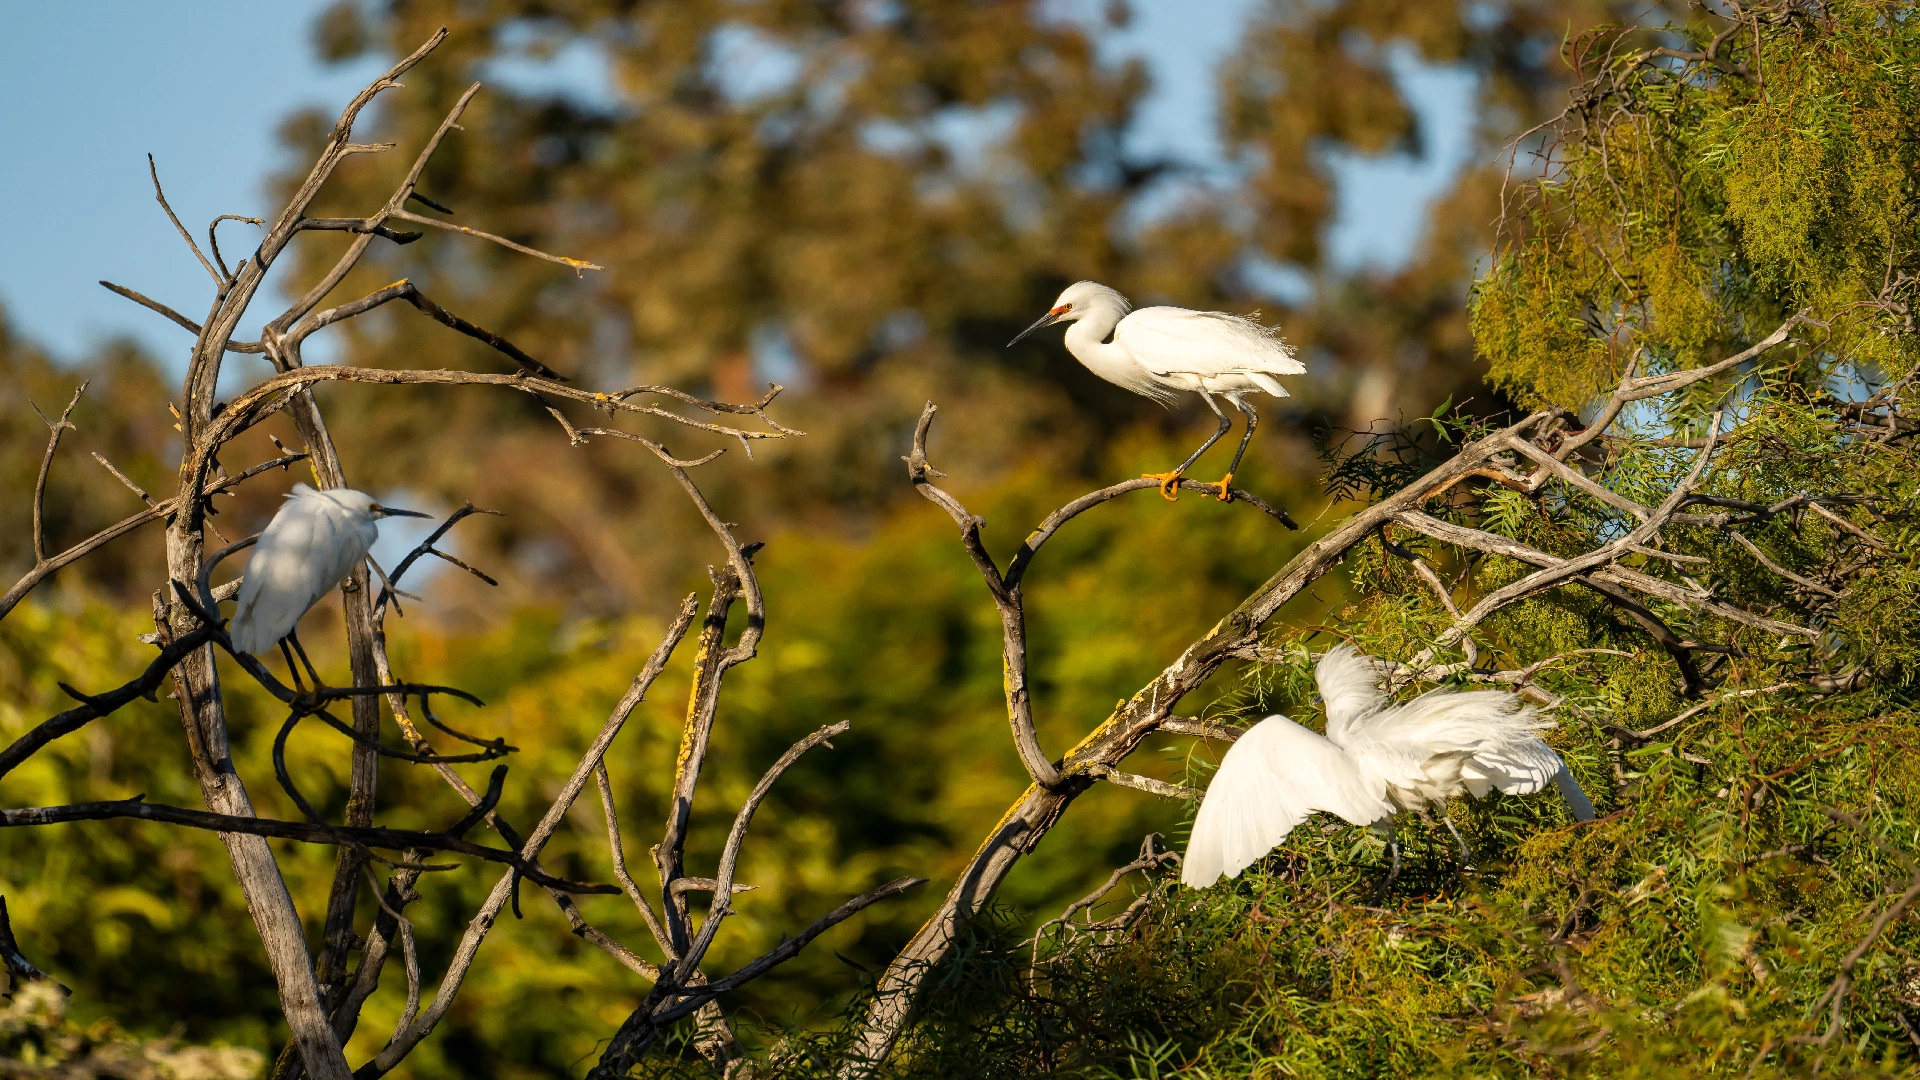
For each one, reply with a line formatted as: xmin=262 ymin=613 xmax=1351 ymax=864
xmin=1007 ymin=281 xmax=1131 ymax=346
xmin=307 ymin=486 xmax=432 ymax=521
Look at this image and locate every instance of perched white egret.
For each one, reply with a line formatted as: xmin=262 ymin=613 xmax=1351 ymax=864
xmin=1181 ymin=646 xmax=1596 ymax=889
xmin=1008 ymin=281 xmax=1305 ymax=500
xmin=228 ymin=484 xmax=429 ymax=657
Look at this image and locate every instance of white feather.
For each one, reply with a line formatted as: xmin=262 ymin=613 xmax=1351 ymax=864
xmin=1183 ymin=646 xmax=1594 ymax=888
xmin=1314 ymin=644 xmax=1385 ymax=743
xmin=228 ymin=484 xmax=382 ymax=655
xmin=1180 ymin=714 xmax=1394 ymax=889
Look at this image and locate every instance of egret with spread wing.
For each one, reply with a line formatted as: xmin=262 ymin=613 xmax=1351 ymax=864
xmin=1009 ymin=281 xmax=1303 ymax=500
xmin=1182 ymin=645 xmax=1596 ymax=889
xmin=229 ymin=483 xmax=429 ymax=660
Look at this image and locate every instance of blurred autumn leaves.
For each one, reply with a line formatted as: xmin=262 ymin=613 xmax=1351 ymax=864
xmin=236 ymin=0 xmax=1656 ymax=617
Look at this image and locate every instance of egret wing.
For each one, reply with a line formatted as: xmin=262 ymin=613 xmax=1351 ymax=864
xmin=1113 ymin=307 xmax=1304 ymax=383
xmin=1314 ymin=644 xmax=1385 ymax=743
xmin=1182 ymin=715 xmax=1392 ymax=888
xmin=229 ymin=485 xmax=372 ymax=655
xmin=1458 ymin=738 xmax=1565 ymax=797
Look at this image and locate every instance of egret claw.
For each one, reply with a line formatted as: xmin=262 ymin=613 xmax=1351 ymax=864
xmin=1211 ymin=473 xmax=1234 ymax=501
xmin=1141 ymin=470 xmax=1184 ymax=501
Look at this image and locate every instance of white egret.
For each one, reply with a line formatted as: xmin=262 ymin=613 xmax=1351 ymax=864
xmin=1008 ymin=281 xmax=1305 ymax=500
xmin=228 ymin=484 xmax=429 ymax=658
xmin=1181 ymin=645 xmax=1596 ymax=889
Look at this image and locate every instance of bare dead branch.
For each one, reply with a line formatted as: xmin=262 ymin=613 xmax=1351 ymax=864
xmin=1 ymin=445 xmax=306 ymax=623
xmin=27 ymin=384 xmax=85 ymax=563
xmin=1631 ymin=682 xmax=1800 ymax=740
xmin=1029 ymin=834 xmax=1178 ymax=979
xmin=679 ymin=722 xmax=852 ymax=978
xmin=1388 ymin=510 xmax=1816 ymax=641
xmin=1801 ymin=810 xmax=1920 ymax=1049
xmin=1726 ymin=530 xmax=1843 ymax=598
xmin=359 ymin=590 xmax=701 ymax=1077
xmin=0 ymin=626 xmax=214 ymax=781
xmin=208 ymin=214 xmax=264 ymax=279
xmin=656 ymin=569 xmax=746 ymax=960
xmin=595 ymin=762 xmax=674 ymax=958
xmin=390 ymin=207 xmax=603 ymax=274
xmin=594 ymin=876 xmax=929 ymax=1077
xmin=147 ymin=154 xmax=222 ymax=286
xmin=370 ymin=504 xmax=504 ymax=624
xmin=0 ymin=798 xmax=614 ymax=892
xmin=0 ymin=896 xmax=66 ymax=994
xmin=289 ymin=279 xmax=566 ymax=380
xmin=1557 ymin=315 xmax=1807 ymax=462
xmin=686 ymin=878 xmax=929 ymax=1014
xmin=190 ymin=367 xmax=789 ymax=489
xmin=270 ymin=81 xmax=486 ymax=338
xmin=91 ymin=453 xmax=156 ymax=507
xmin=1086 ymin=764 xmax=1196 ymax=799
xmin=1157 ymin=718 xmax=1245 ymax=741
xmin=296 ymin=217 xmax=422 ymax=246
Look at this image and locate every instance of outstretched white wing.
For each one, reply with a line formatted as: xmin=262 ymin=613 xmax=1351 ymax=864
xmin=1114 ymin=307 xmax=1304 ymax=385
xmin=1182 ymin=715 xmax=1393 ymax=889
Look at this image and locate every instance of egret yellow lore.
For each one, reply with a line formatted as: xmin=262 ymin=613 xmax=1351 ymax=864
xmin=1009 ymin=281 xmax=1304 ymax=500
xmin=1182 ymin=645 xmax=1596 ymax=889
xmin=228 ymin=484 xmax=429 ymax=657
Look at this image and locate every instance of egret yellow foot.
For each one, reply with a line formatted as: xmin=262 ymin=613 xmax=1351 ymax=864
xmin=1211 ymin=472 xmax=1234 ymax=501
xmin=1141 ymin=470 xmax=1184 ymax=501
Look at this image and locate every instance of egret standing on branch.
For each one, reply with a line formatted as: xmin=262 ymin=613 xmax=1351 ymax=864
xmin=229 ymin=483 xmax=430 ymax=659
xmin=1009 ymin=281 xmax=1305 ymax=500
xmin=1182 ymin=645 xmax=1596 ymax=889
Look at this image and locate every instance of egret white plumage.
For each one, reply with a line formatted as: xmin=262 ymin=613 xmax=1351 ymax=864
xmin=1181 ymin=645 xmax=1596 ymax=889
xmin=1009 ymin=281 xmax=1305 ymax=500
xmin=228 ymin=484 xmax=429 ymax=657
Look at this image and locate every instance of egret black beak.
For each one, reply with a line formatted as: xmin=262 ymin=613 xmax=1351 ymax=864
xmin=1008 ymin=306 xmax=1070 ymax=347
xmin=371 ymin=504 xmax=432 ymax=519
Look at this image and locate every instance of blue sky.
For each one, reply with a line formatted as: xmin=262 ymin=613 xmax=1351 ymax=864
xmin=0 ymin=2 xmax=1476 ymax=364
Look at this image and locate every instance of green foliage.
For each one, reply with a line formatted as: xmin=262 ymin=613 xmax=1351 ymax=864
xmin=1470 ymin=5 xmax=1920 ymax=411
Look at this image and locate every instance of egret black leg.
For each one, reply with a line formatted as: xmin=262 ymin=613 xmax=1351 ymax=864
xmin=279 ymin=639 xmax=307 ymax=694
xmin=1443 ymin=811 xmax=1472 ymax=863
xmin=1209 ymin=396 xmax=1260 ymax=501
xmin=1142 ymin=393 xmax=1232 ymax=501
xmin=287 ymin=629 xmax=324 ymax=689
xmin=1369 ymin=819 xmax=1402 ymax=894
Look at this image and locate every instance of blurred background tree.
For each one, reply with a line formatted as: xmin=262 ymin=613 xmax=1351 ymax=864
xmin=0 ymin=0 xmax=1683 ymax=1075
xmin=272 ymin=0 xmax=1656 ymax=616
